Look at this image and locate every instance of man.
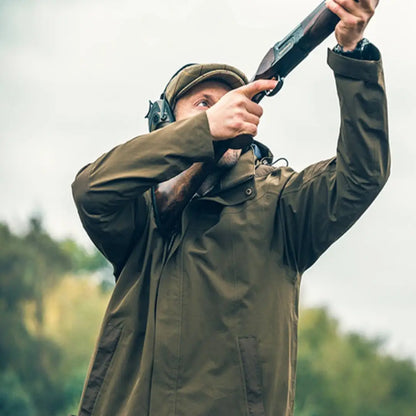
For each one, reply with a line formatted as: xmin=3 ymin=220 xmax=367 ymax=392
xmin=72 ymin=0 xmax=389 ymax=415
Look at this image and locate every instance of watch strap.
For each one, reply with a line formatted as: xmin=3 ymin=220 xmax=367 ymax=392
xmin=333 ymin=38 xmax=380 ymax=61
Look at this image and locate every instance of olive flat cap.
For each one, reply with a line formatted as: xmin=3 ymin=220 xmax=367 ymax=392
xmin=164 ymin=63 xmax=248 ymax=107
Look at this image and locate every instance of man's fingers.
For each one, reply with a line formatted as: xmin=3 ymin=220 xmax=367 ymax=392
xmin=329 ymin=0 xmax=361 ymax=13
xmin=359 ymin=0 xmax=379 ymax=10
xmin=326 ymin=0 xmax=376 ymax=17
xmin=326 ymin=0 xmax=352 ymax=19
xmin=245 ymin=100 xmax=263 ymax=118
xmin=239 ymin=79 xmax=279 ymax=100
xmin=360 ymin=0 xmax=378 ymax=14
xmin=207 ymin=79 xmax=275 ymax=140
xmin=326 ymin=0 xmax=359 ymax=17
xmin=243 ymin=112 xmax=261 ymax=127
xmin=240 ymin=121 xmax=258 ymax=137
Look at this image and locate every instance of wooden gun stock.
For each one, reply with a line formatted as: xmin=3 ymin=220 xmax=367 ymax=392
xmin=153 ymin=143 xmax=228 ymax=235
xmin=153 ymin=162 xmax=214 ymax=234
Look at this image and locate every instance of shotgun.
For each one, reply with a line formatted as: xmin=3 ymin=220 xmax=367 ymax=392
xmin=153 ymin=1 xmax=340 ymax=235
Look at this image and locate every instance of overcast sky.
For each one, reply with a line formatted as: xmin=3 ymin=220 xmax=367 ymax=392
xmin=1 ymin=0 xmax=415 ymax=361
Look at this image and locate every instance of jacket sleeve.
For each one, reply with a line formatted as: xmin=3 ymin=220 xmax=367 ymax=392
xmin=72 ymin=112 xmax=215 ymax=277
xmin=277 ymin=47 xmax=390 ymax=273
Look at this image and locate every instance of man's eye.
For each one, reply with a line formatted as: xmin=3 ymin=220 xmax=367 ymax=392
xmin=196 ymin=100 xmax=209 ymax=108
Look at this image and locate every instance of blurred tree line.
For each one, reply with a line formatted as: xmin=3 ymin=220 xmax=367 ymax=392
xmin=0 ymin=217 xmax=110 ymax=416
xmin=0 ymin=217 xmax=415 ymax=415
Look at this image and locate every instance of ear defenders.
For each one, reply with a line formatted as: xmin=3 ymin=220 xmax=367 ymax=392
xmin=145 ymin=63 xmax=197 ymax=132
xmin=145 ymin=97 xmax=175 ymax=132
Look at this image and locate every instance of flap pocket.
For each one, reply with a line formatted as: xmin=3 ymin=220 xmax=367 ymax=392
xmin=237 ymin=336 xmax=266 ymax=416
xmin=79 ymin=323 xmax=123 ymax=416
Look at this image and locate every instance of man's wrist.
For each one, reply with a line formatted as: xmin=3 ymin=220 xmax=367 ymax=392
xmin=333 ymin=38 xmax=380 ymax=61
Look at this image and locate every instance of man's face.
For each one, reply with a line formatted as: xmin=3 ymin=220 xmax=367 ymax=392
xmin=174 ymin=79 xmax=231 ymax=121
xmin=174 ymin=79 xmax=242 ymax=168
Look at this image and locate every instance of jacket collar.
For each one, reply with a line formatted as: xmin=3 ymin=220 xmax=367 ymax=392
xmin=218 ymin=147 xmax=255 ymax=192
xmin=197 ymin=141 xmax=274 ymax=206
xmin=217 ymin=140 xmax=273 ymax=191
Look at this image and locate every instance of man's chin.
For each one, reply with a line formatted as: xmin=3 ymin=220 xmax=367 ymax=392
xmin=216 ymin=148 xmax=242 ymax=169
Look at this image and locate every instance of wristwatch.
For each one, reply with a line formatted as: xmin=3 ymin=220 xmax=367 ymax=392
xmin=333 ymin=38 xmax=380 ymax=61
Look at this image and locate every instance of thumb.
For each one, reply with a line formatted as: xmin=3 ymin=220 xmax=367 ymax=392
xmin=238 ymin=79 xmax=279 ymax=99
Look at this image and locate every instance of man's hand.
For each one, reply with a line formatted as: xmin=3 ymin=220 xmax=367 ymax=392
xmin=206 ymin=79 xmax=278 ymax=141
xmin=326 ymin=0 xmax=379 ymax=51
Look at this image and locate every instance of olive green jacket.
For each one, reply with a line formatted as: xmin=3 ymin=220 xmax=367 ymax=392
xmin=72 ymin=50 xmax=390 ymax=416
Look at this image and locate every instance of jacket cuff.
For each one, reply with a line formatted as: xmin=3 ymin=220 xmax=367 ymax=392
xmin=151 ymin=111 xmax=216 ymax=162
xmin=327 ymin=47 xmax=383 ymax=84
xmin=194 ymin=112 xmax=216 ymax=159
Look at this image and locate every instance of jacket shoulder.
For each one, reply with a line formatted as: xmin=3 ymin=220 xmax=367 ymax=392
xmin=255 ymin=163 xmax=295 ymax=180
xmin=254 ymin=163 xmax=296 ymax=195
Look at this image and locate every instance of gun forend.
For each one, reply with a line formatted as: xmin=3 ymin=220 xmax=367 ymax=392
xmin=251 ymin=1 xmax=340 ymax=103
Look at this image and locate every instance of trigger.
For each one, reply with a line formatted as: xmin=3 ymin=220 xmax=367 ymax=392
xmin=265 ymin=75 xmax=284 ymax=97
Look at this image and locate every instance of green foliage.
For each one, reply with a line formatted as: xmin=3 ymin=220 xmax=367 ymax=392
xmin=0 ymin=217 xmax=71 ymax=323
xmin=60 ymin=238 xmax=108 ymax=273
xmin=0 ymin=217 xmax=71 ymax=414
xmin=43 ymin=276 xmax=111 ymax=416
xmin=0 ymin=371 xmax=35 ymax=416
xmin=295 ymin=307 xmax=416 ymax=416
xmin=43 ymin=276 xmax=110 ymax=375
xmin=1 ymin=217 xmax=416 ymax=415
xmin=0 ymin=217 xmax=109 ymax=416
